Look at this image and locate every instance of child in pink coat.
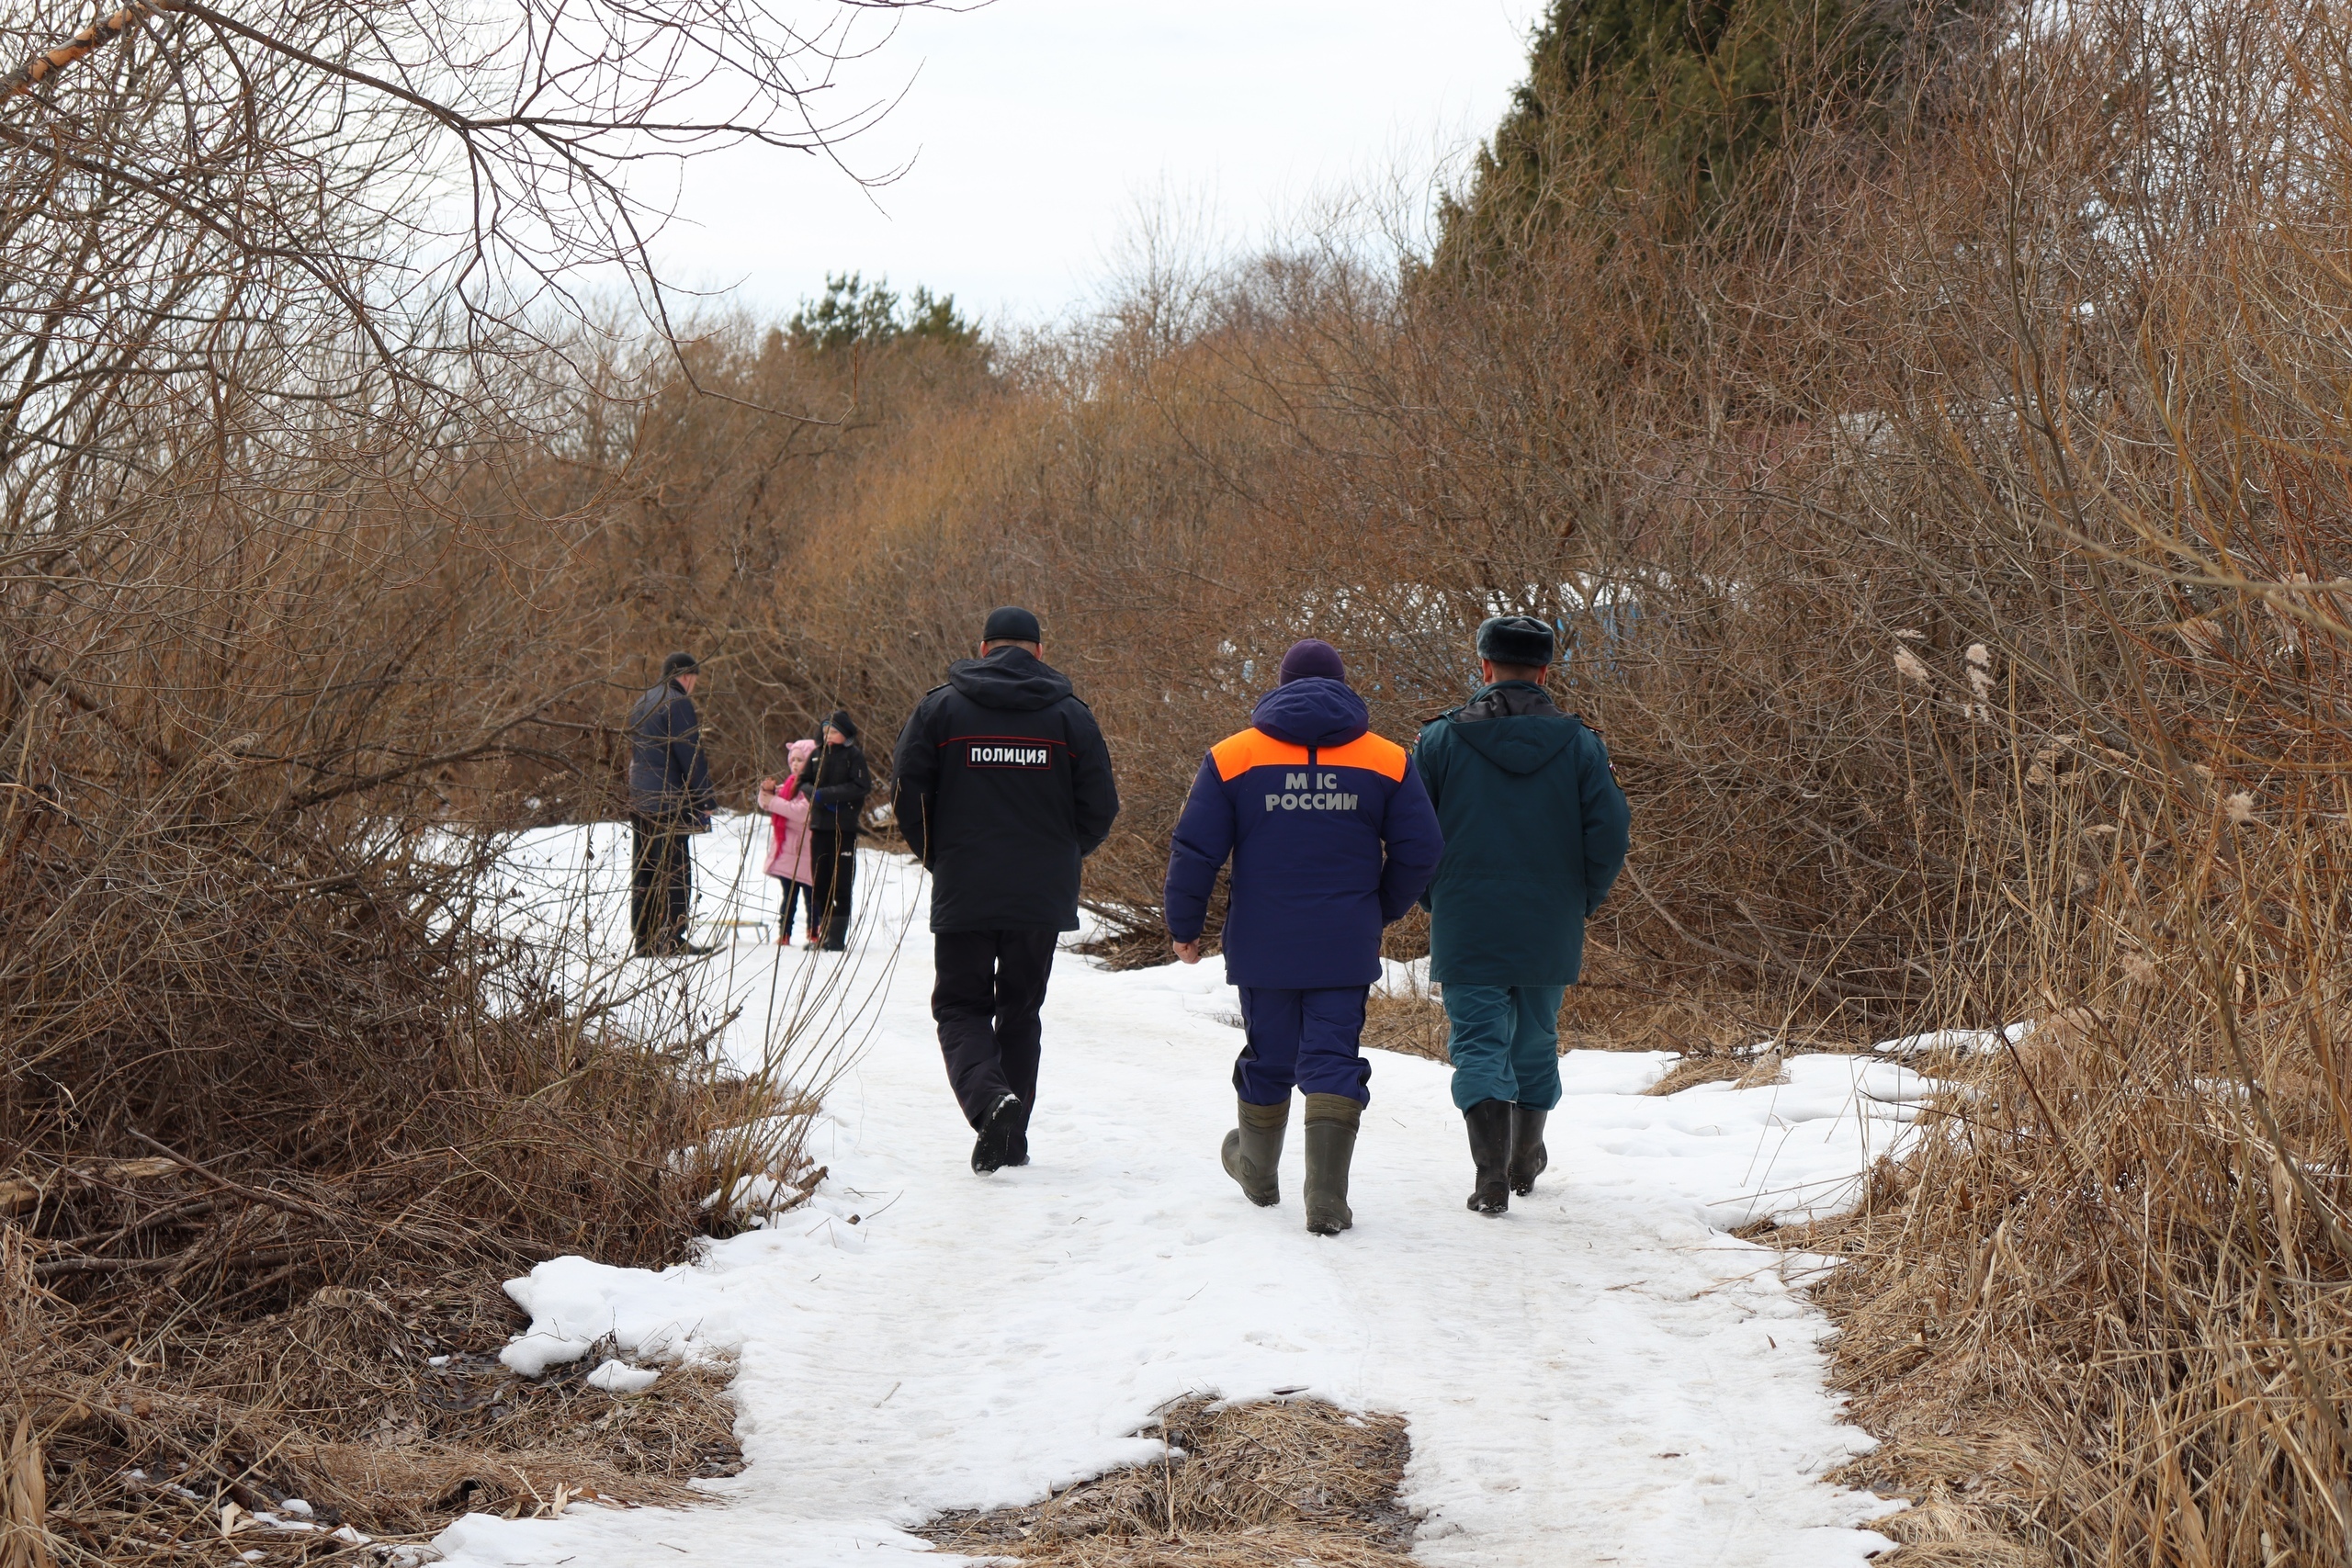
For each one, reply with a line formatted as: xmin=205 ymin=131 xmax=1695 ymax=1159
xmin=758 ymin=738 xmax=820 ymax=946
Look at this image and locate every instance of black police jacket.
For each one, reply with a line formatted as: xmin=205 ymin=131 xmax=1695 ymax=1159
xmin=889 ymin=647 xmax=1120 ymax=933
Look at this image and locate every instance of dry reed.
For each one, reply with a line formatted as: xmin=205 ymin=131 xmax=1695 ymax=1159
xmin=918 ymin=1396 xmax=1415 ymax=1568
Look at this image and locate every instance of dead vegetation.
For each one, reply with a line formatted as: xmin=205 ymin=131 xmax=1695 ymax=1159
xmin=0 ymin=0 xmax=902 ymax=1554
xmin=12 ymin=1270 xmax=741 ymax=1564
xmin=917 ymin=1395 xmax=1416 ymax=1568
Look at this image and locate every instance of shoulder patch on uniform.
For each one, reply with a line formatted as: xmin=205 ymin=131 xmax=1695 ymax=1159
xmin=1211 ymin=728 xmax=1309 ymax=781
xmin=1319 ymin=732 xmax=1408 ymax=782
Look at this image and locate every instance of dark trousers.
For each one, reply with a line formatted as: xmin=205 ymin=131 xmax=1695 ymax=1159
xmin=933 ymin=930 xmax=1058 ymax=1137
xmin=1235 ymin=985 xmax=1374 ymax=1106
xmin=629 ymin=816 xmax=693 ymax=954
xmin=808 ymin=831 xmax=855 ymax=949
xmin=774 ymin=877 xmax=812 ymax=942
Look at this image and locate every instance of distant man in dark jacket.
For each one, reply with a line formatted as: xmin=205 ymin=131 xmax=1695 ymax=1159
xmin=797 ymin=710 xmax=873 ymax=952
xmin=1164 ymin=639 xmax=1444 ymax=1235
xmin=1416 ymin=615 xmax=1631 ymax=1215
xmin=626 ymin=651 xmax=718 ymax=957
xmin=892 ymin=607 xmax=1120 ymax=1174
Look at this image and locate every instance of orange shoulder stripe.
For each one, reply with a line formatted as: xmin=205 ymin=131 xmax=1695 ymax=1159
xmin=1211 ymin=728 xmax=1309 ymax=781
xmin=1210 ymin=728 xmax=1408 ymax=783
xmin=1319 ymin=731 xmax=1408 ymax=781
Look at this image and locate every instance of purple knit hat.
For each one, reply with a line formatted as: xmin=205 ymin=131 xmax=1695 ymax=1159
xmin=1277 ymin=639 xmax=1345 ymax=685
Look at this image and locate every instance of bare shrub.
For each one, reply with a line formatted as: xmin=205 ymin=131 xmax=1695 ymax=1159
xmin=0 ymin=0 xmax=937 ymax=1548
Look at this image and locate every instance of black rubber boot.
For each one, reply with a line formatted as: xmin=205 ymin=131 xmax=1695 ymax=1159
xmin=1301 ymin=1093 xmax=1361 ymax=1235
xmin=1007 ymin=1100 xmax=1034 ymax=1168
xmin=1507 ymin=1103 xmax=1550 ymax=1196
xmin=971 ymin=1093 xmax=1023 ymax=1175
xmin=1221 ymin=1097 xmax=1289 ymax=1207
xmin=1464 ymin=1099 xmax=1511 ymax=1214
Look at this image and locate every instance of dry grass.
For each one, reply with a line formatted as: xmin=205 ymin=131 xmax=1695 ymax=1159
xmin=1359 ymin=995 xmax=1449 ymax=1064
xmin=1771 ymin=771 xmax=2352 ymax=1562
xmin=8 ymin=1266 xmax=743 ymax=1564
xmin=1645 ymin=1051 xmax=1763 ymax=1097
xmin=917 ymin=1396 xmax=1415 ymax=1568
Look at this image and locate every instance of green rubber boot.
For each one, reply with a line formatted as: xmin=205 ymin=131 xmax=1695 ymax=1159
xmin=1220 ymin=1096 xmax=1289 ymax=1207
xmin=1302 ymin=1093 xmax=1362 ymax=1236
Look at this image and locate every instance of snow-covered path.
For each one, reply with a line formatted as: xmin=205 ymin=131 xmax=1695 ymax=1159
xmin=438 ymin=824 xmax=1912 ymax=1566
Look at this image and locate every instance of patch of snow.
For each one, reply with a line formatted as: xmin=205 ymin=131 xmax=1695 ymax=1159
xmin=1871 ymin=1023 xmax=2030 ymax=1057
xmin=701 ymin=1173 xmax=804 ymax=1220
xmin=440 ymin=829 xmax=1910 ymax=1567
xmin=1372 ymin=954 xmax=1431 ymax=998
xmin=586 ymin=1359 xmax=662 ymax=1395
xmin=499 ymin=1254 xmax=696 ymax=1376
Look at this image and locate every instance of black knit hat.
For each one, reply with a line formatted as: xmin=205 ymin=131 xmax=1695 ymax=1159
xmin=1476 ymin=615 xmax=1555 ymax=669
xmin=660 ymin=650 xmax=699 ymax=682
xmin=825 ymin=708 xmax=859 ymax=741
xmin=982 ymin=605 xmax=1043 ymax=644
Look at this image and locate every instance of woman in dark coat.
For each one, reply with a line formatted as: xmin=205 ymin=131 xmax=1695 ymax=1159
xmin=797 ymin=710 xmax=873 ymax=951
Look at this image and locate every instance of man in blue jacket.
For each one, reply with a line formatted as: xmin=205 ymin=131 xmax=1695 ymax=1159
xmin=1164 ymin=639 xmax=1444 ymax=1235
xmin=625 ymin=651 xmax=718 ymax=957
xmin=1416 ymin=615 xmax=1630 ymax=1214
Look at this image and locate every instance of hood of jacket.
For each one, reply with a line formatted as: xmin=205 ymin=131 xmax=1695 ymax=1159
xmin=946 ymin=647 xmax=1074 ymax=711
xmin=1250 ymin=676 xmax=1369 ymax=749
xmin=1449 ymin=682 xmax=1577 ymax=776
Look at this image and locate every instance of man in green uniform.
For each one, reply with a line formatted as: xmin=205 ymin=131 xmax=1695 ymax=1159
xmin=1415 ymin=615 xmax=1631 ymax=1214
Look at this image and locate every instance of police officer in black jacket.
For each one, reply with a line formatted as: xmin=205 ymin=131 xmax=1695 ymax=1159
xmin=892 ymin=607 xmax=1120 ymax=1174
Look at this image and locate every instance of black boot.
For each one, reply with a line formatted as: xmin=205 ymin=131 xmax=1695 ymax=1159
xmin=1221 ymin=1097 xmax=1288 ymax=1207
xmin=1301 ymin=1093 xmax=1360 ymax=1235
xmin=1464 ymin=1099 xmax=1511 ymax=1214
xmin=1507 ymin=1103 xmax=1549 ymax=1196
xmin=971 ymin=1092 xmax=1023 ymax=1175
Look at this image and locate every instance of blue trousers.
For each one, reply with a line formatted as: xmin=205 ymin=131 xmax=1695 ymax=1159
xmin=1235 ymin=986 xmax=1372 ymax=1106
xmin=1442 ymin=983 xmax=1567 ymax=1111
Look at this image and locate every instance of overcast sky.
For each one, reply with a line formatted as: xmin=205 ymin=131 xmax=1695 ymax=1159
xmin=649 ymin=0 xmax=1546 ymax=328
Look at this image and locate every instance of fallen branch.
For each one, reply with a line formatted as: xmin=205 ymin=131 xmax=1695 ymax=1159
xmin=124 ymin=1128 xmax=348 ymax=1231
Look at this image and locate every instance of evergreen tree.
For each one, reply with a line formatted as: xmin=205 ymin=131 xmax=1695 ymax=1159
xmin=787 ymin=273 xmax=983 ymax=354
xmin=1439 ymin=0 xmax=1930 ymax=261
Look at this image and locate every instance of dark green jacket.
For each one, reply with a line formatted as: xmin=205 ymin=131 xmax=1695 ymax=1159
xmin=1414 ymin=682 xmax=1631 ymax=986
